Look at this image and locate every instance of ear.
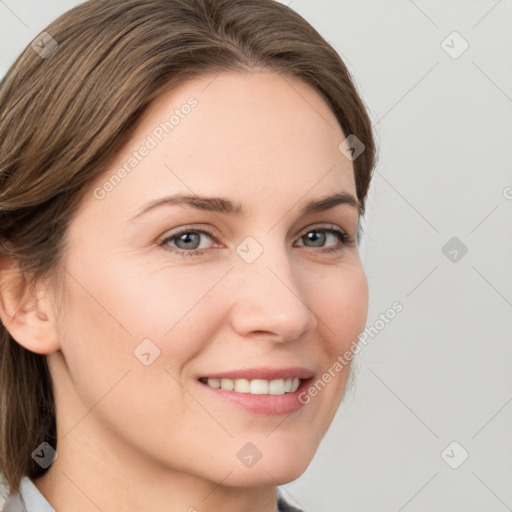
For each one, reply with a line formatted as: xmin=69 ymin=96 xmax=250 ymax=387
xmin=0 ymin=255 xmax=60 ymax=354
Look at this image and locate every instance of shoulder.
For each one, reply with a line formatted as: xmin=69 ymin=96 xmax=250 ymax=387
xmin=2 ymin=477 xmax=54 ymax=512
xmin=2 ymin=490 xmax=25 ymax=512
xmin=3 ymin=479 xmax=306 ymax=512
xmin=276 ymin=488 xmax=308 ymax=512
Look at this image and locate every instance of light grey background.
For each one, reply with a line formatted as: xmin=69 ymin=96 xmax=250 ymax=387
xmin=1 ymin=1 xmax=511 ymax=511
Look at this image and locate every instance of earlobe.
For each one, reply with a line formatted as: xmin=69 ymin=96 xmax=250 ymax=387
xmin=0 ymin=257 xmax=60 ymax=355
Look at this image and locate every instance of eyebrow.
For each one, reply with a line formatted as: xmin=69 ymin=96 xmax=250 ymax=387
xmin=129 ymin=191 xmax=359 ymax=221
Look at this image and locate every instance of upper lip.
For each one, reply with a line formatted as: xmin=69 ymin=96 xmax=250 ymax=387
xmin=199 ymin=367 xmax=315 ymax=381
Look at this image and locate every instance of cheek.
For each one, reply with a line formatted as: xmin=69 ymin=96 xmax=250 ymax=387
xmin=58 ymin=256 xmax=233 ymax=375
xmin=54 ymin=259 xmax=217 ymax=437
xmin=284 ymin=261 xmax=368 ymax=442
xmin=55 ymin=270 xmax=136 ymax=411
xmin=313 ymin=261 xmax=369 ymax=354
xmin=68 ymin=247 xmax=224 ymax=331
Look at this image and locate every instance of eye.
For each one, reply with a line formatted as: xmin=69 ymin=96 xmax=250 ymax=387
xmin=159 ymin=227 xmax=218 ymax=257
xmin=295 ymin=225 xmax=353 ymax=253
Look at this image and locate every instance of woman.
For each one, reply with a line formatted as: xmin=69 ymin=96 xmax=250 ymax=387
xmin=0 ymin=0 xmax=375 ymax=510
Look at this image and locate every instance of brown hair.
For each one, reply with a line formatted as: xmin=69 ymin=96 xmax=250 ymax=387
xmin=0 ymin=0 xmax=375 ymax=495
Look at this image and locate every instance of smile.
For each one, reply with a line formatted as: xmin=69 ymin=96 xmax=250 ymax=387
xmin=199 ymin=377 xmax=302 ymax=395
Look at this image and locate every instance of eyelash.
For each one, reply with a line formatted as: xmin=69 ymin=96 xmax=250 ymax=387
xmin=159 ymin=224 xmax=354 ymax=257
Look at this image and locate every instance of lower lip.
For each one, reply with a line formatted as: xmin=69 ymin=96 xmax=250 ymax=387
xmin=197 ymin=378 xmax=312 ymax=416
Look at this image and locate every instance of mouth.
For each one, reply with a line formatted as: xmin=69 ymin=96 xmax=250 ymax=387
xmin=195 ymin=367 xmax=314 ymax=416
xmin=198 ymin=376 xmax=303 ymax=395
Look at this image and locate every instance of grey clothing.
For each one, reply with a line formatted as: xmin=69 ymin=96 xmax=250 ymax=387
xmin=3 ymin=477 xmax=54 ymax=512
xmin=3 ymin=476 xmax=305 ymax=512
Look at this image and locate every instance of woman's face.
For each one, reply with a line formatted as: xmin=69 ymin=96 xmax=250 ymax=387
xmin=49 ymin=71 xmax=368 ymax=486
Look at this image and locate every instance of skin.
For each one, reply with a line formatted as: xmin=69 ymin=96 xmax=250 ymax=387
xmin=0 ymin=71 xmax=368 ymax=512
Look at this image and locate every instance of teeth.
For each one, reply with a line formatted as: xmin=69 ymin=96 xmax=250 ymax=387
xmin=269 ymin=379 xmax=284 ymax=395
xmin=234 ymin=379 xmax=250 ymax=393
xmin=205 ymin=377 xmax=301 ymax=394
xmin=250 ymin=379 xmax=269 ymax=394
xmin=207 ymin=378 xmax=221 ymax=389
xmin=220 ymin=378 xmax=234 ymax=391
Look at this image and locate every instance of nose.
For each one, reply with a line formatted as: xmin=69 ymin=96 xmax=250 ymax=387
xmin=227 ymin=241 xmax=318 ymax=343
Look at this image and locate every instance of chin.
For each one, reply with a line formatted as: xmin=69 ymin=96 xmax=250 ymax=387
xmin=209 ymin=440 xmax=317 ymax=487
xmin=222 ymin=462 xmax=312 ymax=488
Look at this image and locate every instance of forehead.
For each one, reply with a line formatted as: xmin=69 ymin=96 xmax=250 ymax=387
xmin=85 ymin=71 xmax=356 ymax=220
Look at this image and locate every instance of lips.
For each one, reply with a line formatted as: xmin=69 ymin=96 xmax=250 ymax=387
xmin=197 ymin=368 xmax=314 ymax=416
xmin=197 ymin=367 xmax=314 ymax=397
